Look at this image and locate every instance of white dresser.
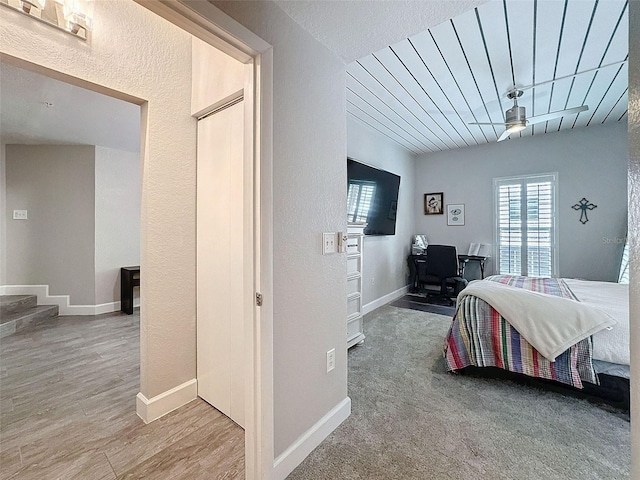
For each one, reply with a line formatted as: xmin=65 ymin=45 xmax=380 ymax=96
xmin=347 ymin=223 xmax=366 ymax=348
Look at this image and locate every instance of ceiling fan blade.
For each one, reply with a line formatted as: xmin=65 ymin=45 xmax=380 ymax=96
xmin=468 ymin=122 xmax=505 ymax=126
xmin=518 ymin=60 xmax=627 ymax=92
xmin=527 ymin=105 xmax=589 ymax=125
xmin=497 ymin=130 xmax=512 ymax=142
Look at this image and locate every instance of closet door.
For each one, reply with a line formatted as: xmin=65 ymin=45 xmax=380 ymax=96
xmin=196 ymin=100 xmax=245 ymax=427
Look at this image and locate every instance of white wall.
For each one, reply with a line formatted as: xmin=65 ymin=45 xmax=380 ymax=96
xmin=414 ymin=122 xmax=628 ymax=282
xmin=3 ymin=144 xmax=140 ymax=307
xmin=0 ymin=0 xmax=195 ymax=400
xmin=0 ymin=142 xmax=6 ymax=285
xmin=628 ymin=2 xmax=640 ymax=476
xmin=347 ymin=116 xmax=416 ymax=306
xmin=94 ymin=146 xmax=141 ymax=305
xmin=212 ymin=1 xmax=348 ymax=459
xmin=5 ymin=145 xmax=96 ymax=304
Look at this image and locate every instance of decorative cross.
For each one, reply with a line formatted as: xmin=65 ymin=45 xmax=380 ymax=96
xmin=572 ymin=197 xmax=597 ymax=224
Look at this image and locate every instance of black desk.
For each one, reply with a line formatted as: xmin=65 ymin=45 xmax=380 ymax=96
xmin=407 ymin=254 xmax=488 ymax=293
xmin=457 ymin=255 xmax=488 ymax=280
xmin=121 ymin=266 xmax=140 ymax=314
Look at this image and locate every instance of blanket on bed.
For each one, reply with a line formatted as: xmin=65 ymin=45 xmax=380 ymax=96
xmin=444 ymin=275 xmax=601 ymax=388
xmin=458 ymin=280 xmax=616 ymax=361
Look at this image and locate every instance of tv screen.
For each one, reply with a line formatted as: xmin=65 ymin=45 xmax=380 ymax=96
xmin=347 ymin=158 xmax=401 ymax=236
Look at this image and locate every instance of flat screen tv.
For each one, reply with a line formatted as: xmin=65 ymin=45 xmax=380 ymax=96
xmin=347 ymin=158 xmax=401 ymax=236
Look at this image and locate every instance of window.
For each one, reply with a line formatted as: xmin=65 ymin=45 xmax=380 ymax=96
xmin=347 ymin=181 xmax=375 ymax=223
xmin=618 ymin=241 xmax=629 ymax=284
xmin=494 ymin=173 xmax=557 ymax=277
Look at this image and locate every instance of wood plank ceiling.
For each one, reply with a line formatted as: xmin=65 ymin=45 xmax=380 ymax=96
xmin=346 ymin=0 xmax=628 ymax=155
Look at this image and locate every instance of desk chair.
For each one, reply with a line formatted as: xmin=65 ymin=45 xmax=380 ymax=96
xmin=417 ymin=245 xmax=467 ymax=305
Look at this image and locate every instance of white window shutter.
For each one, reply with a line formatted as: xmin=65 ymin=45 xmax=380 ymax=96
xmin=495 ymin=174 xmax=557 ymax=277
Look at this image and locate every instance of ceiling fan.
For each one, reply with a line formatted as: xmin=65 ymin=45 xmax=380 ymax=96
xmin=470 ymin=89 xmax=589 ymax=142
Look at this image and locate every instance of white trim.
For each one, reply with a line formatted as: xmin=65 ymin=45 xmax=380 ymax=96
xmin=0 ymin=285 xmax=139 ymax=315
xmin=362 ymin=285 xmax=409 ymax=315
xmin=273 ymin=397 xmax=351 ymax=480
xmin=136 ymin=379 xmax=198 ymax=424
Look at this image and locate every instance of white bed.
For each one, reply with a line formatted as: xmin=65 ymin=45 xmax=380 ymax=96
xmin=565 ymin=279 xmax=630 ymax=378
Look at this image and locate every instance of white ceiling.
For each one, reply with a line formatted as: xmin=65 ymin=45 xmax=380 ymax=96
xmin=0 ymin=62 xmax=141 ymax=152
xmin=342 ymin=0 xmax=628 ymax=154
xmin=278 ymin=0 xmax=628 ymax=154
xmin=275 ymin=0 xmax=488 ymax=63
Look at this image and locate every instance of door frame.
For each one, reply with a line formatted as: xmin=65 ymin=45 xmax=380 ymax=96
xmin=134 ymin=2 xmax=274 ymax=479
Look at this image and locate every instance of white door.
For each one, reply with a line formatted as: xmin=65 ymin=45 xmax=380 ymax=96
xmin=197 ymin=100 xmax=245 ymax=428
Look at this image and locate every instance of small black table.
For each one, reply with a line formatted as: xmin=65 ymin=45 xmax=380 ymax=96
xmin=121 ymin=266 xmax=140 ymax=314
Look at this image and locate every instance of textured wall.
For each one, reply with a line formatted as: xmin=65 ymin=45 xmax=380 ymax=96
xmin=0 ymin=0 xmax=195 ymax=398
xmin=5 ymin=145 xmax=96 ymax=304
xmin=347 ymin=116 xmax=416 ymax=305
xmin=628 ymin=2 xmax=639 ymax=477
xmin=414 ymin=122 xmax=628 ymax=282
xmin=0 ymin=143 xmax=6 ymax=285
xmin=212 ymin=1 xmax=348 ymax=458
xmin=94 ymin=146 xmax=141 ymax=305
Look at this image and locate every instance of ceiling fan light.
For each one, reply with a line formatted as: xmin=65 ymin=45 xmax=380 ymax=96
xmin=507 ymin=123 xmax=526 ymax=133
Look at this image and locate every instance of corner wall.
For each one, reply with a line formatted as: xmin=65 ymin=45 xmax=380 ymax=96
xmin=414 ymin=122 xmax=628 ymax=281
xmin=347 ymin=116 xmax=416 ymax=308
xmin=5 ymin=145 xmax=96 ymax=304
xmin=95 ymin=146 xmax=141 ymax=305
xmin=212 ymin=0 xmax=349 ymax=464
xmin=0 ymin=0 xmax=195 ymax=400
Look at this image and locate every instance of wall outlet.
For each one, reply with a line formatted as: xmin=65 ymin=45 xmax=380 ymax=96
xmin=322 ymin=232 xmax=336 ymax=255
xmin=13 ymin=210 xmax=28 ymax=220
xmin=326 ymin=348 xmax=335 ymax=373
xmin=370 ymin=277 xmax=375 ymax=286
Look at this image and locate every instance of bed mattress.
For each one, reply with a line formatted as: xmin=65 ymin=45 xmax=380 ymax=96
xmin=444 ymin=275 xmax=630 ymax=387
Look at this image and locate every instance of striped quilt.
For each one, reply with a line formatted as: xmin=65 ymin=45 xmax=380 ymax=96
xmin=444 ymin=275 xmax=598 ymax=388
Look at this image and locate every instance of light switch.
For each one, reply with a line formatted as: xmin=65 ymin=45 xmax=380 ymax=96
xmin=323 ymin=232 xmax=336 ymax=255
xmin=13 ymin=210 xmax=28 ymax=220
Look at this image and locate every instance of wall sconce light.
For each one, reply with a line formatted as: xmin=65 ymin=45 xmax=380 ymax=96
xmin=55 ymin=0 xmax=94 ymax=35
xmin=1 ymin=0 xmax=93 ymax=39
xmin=19 ymin=0 xmax=45 ymax=14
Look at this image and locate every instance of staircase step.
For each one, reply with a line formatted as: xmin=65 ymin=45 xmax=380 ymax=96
xmin=0 ymin=295 xmax=38 ymax=316
xmin=0 ymin=304 xmax=59 ymax=338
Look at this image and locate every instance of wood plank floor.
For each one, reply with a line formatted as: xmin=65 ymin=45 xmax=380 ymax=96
xmin=0 ymin=310 xmax=244 ymax=479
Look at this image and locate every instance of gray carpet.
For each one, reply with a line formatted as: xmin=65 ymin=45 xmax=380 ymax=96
xmin=288 ymin=305 xmax=630 ymax=479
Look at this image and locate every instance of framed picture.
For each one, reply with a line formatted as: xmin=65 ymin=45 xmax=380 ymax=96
xmin=424 ymin=192 xmax=443 ymax=215
xmin=447 ymin=203 xmax=465 ymax=226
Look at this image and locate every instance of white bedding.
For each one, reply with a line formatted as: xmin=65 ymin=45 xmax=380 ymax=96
xmin=564 ymin=279 xmax=629 ymax=366
xmin=459 ymin=280 xmax=617 ymax=362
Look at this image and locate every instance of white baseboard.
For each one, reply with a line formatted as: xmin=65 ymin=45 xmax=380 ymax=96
xmin=136 ymin=379 xmax=198 ymax=424
xmin=273 ymin=397 xmax=351 ymax=480
xmin=0 ymin=285 xmax=139 ymax=315
xmin=362 ymin=285 xmax=409 ymax=315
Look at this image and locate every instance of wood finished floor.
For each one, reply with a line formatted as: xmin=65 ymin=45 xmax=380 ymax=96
xmin=0 ymin=310 xmax=244 ymax=479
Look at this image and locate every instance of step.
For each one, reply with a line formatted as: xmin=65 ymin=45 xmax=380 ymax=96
xmin=0 ymin=295 xmax=38 ymax=316
xmin=0 ymin=304 xmax=59 ymax=338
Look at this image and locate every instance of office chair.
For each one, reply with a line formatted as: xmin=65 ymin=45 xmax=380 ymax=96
xmin=417 ymin=245 xmax=467 ymax=305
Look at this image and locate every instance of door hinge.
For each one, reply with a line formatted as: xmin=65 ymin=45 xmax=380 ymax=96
xmin=255 ymin=292 xmax=263 ymax=307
